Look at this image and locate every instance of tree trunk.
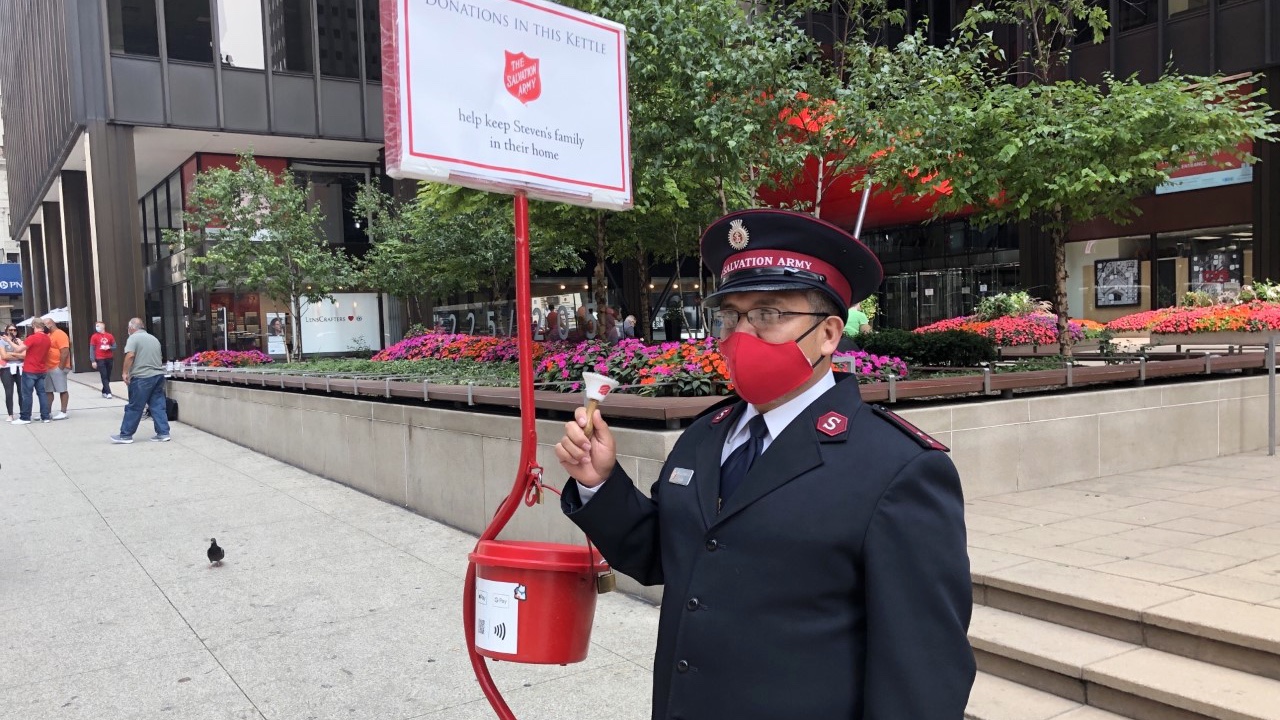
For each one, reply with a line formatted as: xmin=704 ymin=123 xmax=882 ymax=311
xmin=1051 ymin=222 xmax=1073 ymax=357
xmin=594 ymin=212 xmax=609 ymax=313
xmin=291 ymin=296 xmax=304 ymax=361
xmin=636 ymin=249 xmax=652 ymax=342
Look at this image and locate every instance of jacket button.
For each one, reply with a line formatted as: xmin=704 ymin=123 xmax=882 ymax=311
xmin=705 ymin=539 xmax=719 ymax=551
xmin=676 ymin=660 xmax=690 ymax=673
xmin=686 ymin=597 xmax=700 ymax=611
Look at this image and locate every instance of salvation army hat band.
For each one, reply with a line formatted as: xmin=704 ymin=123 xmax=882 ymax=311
xmin=699 ymin=208 xmax=884 ymax=310
xmin=710 ymin=250 xmax=852 ymax=309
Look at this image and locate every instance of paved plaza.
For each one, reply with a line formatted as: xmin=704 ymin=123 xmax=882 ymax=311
xmin=4 ymin=374 xmax=1280 ymax=719
xmin=1 ymin=375 xmax=656 ymax=720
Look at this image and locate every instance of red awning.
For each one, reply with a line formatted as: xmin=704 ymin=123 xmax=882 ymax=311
xmin=759 ymin=100 xmax=972 ymax=233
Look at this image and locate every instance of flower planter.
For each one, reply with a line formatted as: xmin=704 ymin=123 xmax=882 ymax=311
xmin=1149 ymin=332 xmax=1280 ymax=348
xmin=997 ymin=340 xmax=1099 ymax=356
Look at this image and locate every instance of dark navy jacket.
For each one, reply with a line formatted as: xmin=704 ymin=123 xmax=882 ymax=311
xmin=562 ymin=374 xmax=975 ymax=720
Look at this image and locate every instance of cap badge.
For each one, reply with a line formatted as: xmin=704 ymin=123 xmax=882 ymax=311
xmin=727 ymin=219 xmax=750 ymax=251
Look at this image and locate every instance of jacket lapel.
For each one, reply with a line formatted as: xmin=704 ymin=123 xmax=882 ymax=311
xmin=711 ymin=376 xmax=863 ymax=527
xmin=695 ymin=401 xmax=746 ymax=529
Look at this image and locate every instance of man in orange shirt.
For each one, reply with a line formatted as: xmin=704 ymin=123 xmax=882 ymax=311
xmin=43 ymin=316 xmax=71 ymax=420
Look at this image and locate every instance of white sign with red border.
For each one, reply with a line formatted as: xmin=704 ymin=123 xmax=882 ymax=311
xmin=380 ymin=0 xmax=631 ymax=210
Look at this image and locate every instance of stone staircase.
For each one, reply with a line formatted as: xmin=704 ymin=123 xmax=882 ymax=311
xmin=963 ymin=562 xmax=1280 ymax=720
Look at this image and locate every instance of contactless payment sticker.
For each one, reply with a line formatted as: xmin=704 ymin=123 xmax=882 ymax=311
xmin=475 ymin=577 xmax=519 ymax=654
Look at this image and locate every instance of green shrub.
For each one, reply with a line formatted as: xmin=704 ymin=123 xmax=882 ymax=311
xmin=857 ymin=328 xmax=996 ymax=367
xmin=856 ymin=329 xmax=917 ymax=363
xmin=913 ymin=330 xmax=997 ymax=367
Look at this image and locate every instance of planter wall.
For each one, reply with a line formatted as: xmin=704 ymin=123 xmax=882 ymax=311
xmin=170 ymin=375 xmax=1280 ymax=601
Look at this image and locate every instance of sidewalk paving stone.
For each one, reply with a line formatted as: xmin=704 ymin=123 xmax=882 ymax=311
xmin=4 ymin=372 xmax=1280 ymax=719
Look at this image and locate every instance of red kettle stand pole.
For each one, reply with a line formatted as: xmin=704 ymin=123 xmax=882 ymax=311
xmin=463 ymin=190 xmax=540 ymax=719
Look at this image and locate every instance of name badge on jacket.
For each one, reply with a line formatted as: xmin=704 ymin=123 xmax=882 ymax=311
xmin=668 ymin=468 xmax=694 ymax=486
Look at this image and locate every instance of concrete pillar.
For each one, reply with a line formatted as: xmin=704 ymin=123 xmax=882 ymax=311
xmin=85 ymin=121 xmax=144 ymax=380
xmin=60 ymin=171 xmax=96 ymax=371
xmin=19 ymin=240 xmax=36 ymax=319
xmin=41 ymin=202 xmax=68 ymax=310
xmin=28 ymin=224 xmax=48 ymax=314
xmin=1253 ymin=72 xmax=1280 ymax=284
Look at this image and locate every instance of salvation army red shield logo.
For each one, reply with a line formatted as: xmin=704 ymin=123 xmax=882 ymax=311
xmin=504 ymin=51 xmax=541 ymax=104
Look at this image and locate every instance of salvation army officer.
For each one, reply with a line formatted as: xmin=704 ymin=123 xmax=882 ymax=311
xmin=556 ymin=209 xmax=975 ymax=720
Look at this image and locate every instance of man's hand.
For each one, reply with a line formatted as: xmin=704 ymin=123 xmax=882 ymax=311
xmin=555 ymin=407 xmax=617 ymax=488
xmin=91 ymin=361 xmax=97 ymax=369
xmin=122 ymin=373 xmax=130 ymax=385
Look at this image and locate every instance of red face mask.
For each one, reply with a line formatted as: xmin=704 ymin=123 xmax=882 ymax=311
xmin=719 ymin=322 xmax=823 ymax=405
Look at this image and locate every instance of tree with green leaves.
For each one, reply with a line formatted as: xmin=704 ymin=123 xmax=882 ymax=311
xmin=356 ymin=182 xmax=583 ymax=331
xmin=166 ymin=151 xmax=354 ymax=361
xmin=869 ymin=0 xmax=1278 ymax=353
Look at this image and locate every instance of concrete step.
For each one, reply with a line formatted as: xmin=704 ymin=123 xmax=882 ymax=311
xmin=970 ymin=605 xmax=1280 ymax=720
xmin=965 ymin=672 xmax=1128 ymax=720
xmin=973 ymin=560 xmax=1280 ymax=682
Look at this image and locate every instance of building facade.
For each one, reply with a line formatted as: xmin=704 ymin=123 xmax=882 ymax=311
xmin=0 ymin=0 xmax=391 ymax=371
xmin=790 ymin=0 xmax=1280 ymax=329
xmin=3 ymin=0 xmax=1278 ymax=355
xmin=0 ymin=83 xmax=23 ymax=325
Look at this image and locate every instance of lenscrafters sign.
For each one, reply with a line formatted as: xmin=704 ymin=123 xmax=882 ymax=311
xmin=299 ymin=293 xmax=384 ymax=354
xmin=0 ymin=265 xmax=22 ymax=295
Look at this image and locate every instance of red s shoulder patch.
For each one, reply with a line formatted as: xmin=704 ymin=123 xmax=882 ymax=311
xmin=711 ymin=407 xmax=734 ymax=424
xmin=871 ymin=405 xmax=949 ymax=452
xmin=816 ymin=411 xmax=848 ymax=437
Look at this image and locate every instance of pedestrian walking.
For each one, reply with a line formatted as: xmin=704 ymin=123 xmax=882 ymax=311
xmin=555 ymin=209 xmax=974 ymax=720
xmin=13 ymin=324 xmax=52 ymax=424
xmin=90 ymin=321 xmax=117 ymax=398
xmin=110 ymin=318 xmax=170 ymax=444
xmin=42 ymin=316 xmax=71 ymax=420
xmin=0 ymin=324 xmax=26 ymax=421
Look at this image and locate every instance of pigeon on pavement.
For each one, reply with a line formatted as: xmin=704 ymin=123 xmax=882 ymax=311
xmin=207 ymin=538 xmax=225 ymax=567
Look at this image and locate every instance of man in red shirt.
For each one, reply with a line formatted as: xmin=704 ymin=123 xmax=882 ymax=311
xmin=13 ymin=324 xmax=52 ymax=424
xmin=90 ymin=321 xmax=117 ymax=399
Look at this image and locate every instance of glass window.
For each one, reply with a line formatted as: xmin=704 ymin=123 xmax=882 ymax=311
xmin=165 ymin=0 xmax=213 ymax=63
xmin=271 ymin=0 xmax=314 ymax=73
xmin=1073 ymin=0 xmax=1110 ymax=44
xmin=1155 ymin=225 xmax=1254 ymax=305
xmin=318 ymin=0 xmax=361 ymax=78
xmin=292 ymin=164 xmax=371 ymax=247
xmin=218 ymin=0 xmax=265 ymax=69
xmin=1169 ymin=0 xmax=1209 ymax=17
xmin=362 ymin=0 xmax=381 ymax=81
xmin=1118 ymin=0 xmax=1156 ymax=31
xmin=108 ymin=0 xmax=160 ymax=56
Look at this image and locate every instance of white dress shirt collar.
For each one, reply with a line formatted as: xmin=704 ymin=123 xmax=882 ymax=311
xmin=722 ymin=371 xmax=838 ymax=462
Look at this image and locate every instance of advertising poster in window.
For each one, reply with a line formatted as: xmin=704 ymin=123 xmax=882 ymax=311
xmin=380 ymin=0 xmax=631 ymax=210
xmin=1191 ymin=250 xmax=1244 ymax=295
xmin=300 ymin=293 xmax=383 ymax=354
xmin=266 ymin=313 xmax=288 ymax=356
xmin=1095 ymin=259 xmax=1141 ymax=307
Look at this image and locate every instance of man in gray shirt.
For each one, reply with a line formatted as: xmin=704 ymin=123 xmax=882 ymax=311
xmin=110 ymin=317 xmax=171 ymax=444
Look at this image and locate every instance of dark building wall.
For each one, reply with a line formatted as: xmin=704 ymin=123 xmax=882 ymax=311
xmin=0 ymin=0 xmax=79 ymax=236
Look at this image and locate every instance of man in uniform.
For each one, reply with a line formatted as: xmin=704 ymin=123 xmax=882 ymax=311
xmin=555 ymin=209 xmax=974 ymax=720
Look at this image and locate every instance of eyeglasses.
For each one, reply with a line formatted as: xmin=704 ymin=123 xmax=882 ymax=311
xmin=711 ymin=308 xmax=830 ymax=339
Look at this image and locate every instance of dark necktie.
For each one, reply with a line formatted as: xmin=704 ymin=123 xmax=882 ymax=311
xmin=720 ymin=414 xmax=769 ymax=505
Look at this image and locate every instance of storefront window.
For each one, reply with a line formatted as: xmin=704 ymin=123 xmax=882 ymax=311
xmin=317 ymin=0 xmax=362 ymax=79
xmin=218 ymin=0 xmax=266 ymax=69
xmin=165 ymin=0 xmax=213 ymax=63
xmin=1155 ymin=225 xmax=1253 ymax=306
xmin=1065 ymin=235 xmax=1150 ymax=322
xmin=210 ymin=292 xmax=263 ymax=351
xmin=108 ymin=0 xmax=160 ymax=57
xmin=271 ymin=0 xmax=314 ymax=73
